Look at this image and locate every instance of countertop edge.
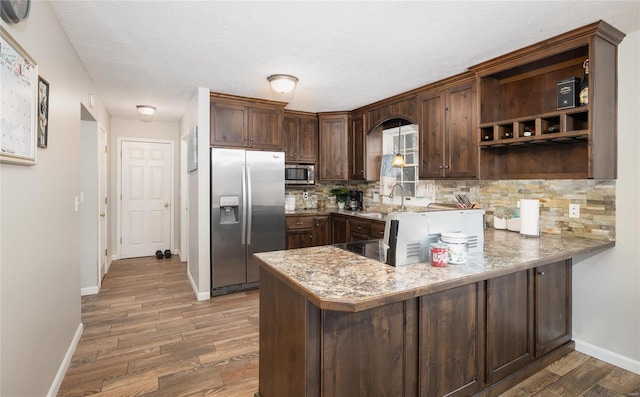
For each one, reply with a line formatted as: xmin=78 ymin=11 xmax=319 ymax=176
xmin=256 ymin=239 xmax=615 ymax=313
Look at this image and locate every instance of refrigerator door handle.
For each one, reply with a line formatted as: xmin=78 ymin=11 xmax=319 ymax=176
xmin=241 ymin=164 xmax=247 ymax=245
xmin=246 ymin=165 xmax=252 ymax=246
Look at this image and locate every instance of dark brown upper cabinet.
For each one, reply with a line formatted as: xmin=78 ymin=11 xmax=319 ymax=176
xmin=210 ymin=92 xmax=285 ymax=151
xmin=318 ymin=112 xmax=349 ymax=181
xmin=283 ymin=111 xmax=318 ymax=163
xmin=419 ymin=74 xmax=478 ymax=179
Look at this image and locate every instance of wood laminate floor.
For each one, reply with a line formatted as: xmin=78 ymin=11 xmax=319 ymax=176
xmin=58 ymin=257 xmax=640 ymax=397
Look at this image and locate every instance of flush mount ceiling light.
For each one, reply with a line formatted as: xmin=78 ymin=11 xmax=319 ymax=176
xmin=136 ymin=105 xmax=156 ymax=116
xmin=267 ymin=74 xmax=298 ymax=94
xmin=392 ymin=121 xmax=406 ymax=168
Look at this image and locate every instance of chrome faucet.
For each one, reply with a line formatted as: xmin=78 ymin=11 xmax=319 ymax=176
xmin=389 ymin=183 xmax=406 ymax=211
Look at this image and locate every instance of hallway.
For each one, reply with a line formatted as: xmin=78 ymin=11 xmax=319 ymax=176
xmin=58 ymin=257 xmax=258 ymax=396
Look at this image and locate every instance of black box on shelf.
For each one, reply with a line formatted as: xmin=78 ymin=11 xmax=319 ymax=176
xmin=557 ymin=77 xmax=581 ymax=110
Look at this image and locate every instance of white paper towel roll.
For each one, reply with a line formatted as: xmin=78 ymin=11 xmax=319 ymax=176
xmin=520 ymin=199 xmax=540 ymax=236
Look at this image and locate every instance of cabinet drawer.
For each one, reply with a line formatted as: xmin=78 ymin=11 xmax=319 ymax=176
xmin=349 ymin=219 xmax=371 ymax=235
xmin=370 ymin=222 xmax=386 ymax=239
xmin=286 ymin=216 xmax=314 ymax=230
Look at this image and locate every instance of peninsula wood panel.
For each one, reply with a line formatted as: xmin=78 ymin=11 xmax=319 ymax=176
xmin=322 ymin=301 xmax=407 ymax=397
xmin=258 ymin=267 xmax=309 ymax=396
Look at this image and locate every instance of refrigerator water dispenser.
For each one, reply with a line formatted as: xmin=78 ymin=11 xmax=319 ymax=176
xmin=219 ymin=195 xmax=239 ymax=224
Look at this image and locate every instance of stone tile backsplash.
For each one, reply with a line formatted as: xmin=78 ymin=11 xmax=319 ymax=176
xmin=286 ymin=179 xmax=616 ymax=241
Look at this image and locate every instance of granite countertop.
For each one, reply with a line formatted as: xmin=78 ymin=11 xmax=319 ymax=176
xmin=254 ymin=230 xmax=614 ymax=312
xmin=286 ymin=208 xmax=387 ymax=221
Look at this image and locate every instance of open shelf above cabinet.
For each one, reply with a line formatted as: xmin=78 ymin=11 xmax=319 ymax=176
xmin=470 ymin=20 xmax=625 ymax=180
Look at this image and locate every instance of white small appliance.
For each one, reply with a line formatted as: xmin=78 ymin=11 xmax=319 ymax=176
xmin=383 ymin=209 xmax=485 ymax=267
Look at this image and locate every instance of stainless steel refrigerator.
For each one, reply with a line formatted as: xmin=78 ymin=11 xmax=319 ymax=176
xmin=210 ymin=148 xmax=285 ymax=296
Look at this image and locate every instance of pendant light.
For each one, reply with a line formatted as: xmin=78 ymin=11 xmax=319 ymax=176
xmin=392 ymin=121 xmax=405 ymax=167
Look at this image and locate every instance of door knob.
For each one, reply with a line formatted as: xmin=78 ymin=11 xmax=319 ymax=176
xmin=164 ymin=203 xmax=169 ymax=208
xmin=100 ymin=213 xmax=105 ymax=217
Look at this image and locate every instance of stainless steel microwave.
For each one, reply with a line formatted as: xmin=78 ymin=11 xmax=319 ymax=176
xmin=285 ymin=164 xmax=315 ymax=185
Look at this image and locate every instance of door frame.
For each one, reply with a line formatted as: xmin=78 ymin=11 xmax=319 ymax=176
xmin=99 ymin=125 xmax=109 ymax=276
xmin=116 ymin=137 xmax=175 ymax=259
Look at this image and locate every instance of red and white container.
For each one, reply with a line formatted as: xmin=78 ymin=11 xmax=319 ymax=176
xmin=430 ymin=243 xmax=448 ymax=267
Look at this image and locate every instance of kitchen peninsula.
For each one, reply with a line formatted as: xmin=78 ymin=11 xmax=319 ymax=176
xmin=254 ymin=230 xmax=613 ymax=397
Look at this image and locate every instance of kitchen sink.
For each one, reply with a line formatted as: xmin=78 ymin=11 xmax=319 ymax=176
xmin=356 ymin=212 xmax=385 ymax=219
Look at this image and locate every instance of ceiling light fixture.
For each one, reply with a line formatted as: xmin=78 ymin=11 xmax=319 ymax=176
xmin=136 ymin=105 xmax=156 ymax=116
xmin=392 ymin=121 xmax=406 ymax=168
xmin=267 ymin=74 xmax=298 ymax=94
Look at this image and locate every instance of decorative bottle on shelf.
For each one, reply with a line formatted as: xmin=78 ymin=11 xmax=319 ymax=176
xmin=579 ymin=59 xmax=589 ymax=106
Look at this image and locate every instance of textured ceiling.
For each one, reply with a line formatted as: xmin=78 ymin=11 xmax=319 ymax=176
xmin=49 ymin=1 xmax=640 ymax=122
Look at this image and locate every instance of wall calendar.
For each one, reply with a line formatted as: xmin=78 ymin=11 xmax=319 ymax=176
xmin=1 ymin=26 xmax=37 ymax=165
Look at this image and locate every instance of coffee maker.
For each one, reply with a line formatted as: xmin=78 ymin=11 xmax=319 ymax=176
xmin=346 ymin=190 xmax=363 ymax=211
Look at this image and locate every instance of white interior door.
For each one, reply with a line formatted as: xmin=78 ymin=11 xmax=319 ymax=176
xmin=99 ymin=126 xmax=108 ymax=277
xmin=121 ymin=140 xmax=172 ymax=258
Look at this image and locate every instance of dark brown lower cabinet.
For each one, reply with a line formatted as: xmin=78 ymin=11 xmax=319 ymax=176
xmin=535 ymin=261 xmax=572 ymax=357
xmin=257 ymin=260 xmax=572 ymax=397
xmin=486 ymin=270 xmax=534 ymax=383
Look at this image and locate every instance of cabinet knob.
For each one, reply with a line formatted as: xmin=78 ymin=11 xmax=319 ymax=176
xmin=316 ymin=223 xmax=320 ymax=227
xmin=250 ymin=137 xmax=254 ymax=141
xmin=243 ymin=137 xmax=248 ymax=141
xmin=439 ymin=165 xmax=444 ymax=169
xmin=538 ymin=271 xmax=545 ymax=276
xmin=444 ymin=165 xmax=450 ymax=169
xmin=309 ymin=234 xmax=313 ymax=239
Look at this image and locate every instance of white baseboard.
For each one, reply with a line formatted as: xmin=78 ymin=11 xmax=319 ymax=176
xmin=47 ymin=323 xmax=83 ymax=397
xmin=187 ymin=268 xmax=209 ymax=301
xmin=81 ymin=285 xmax=99 ymax=296
xmin=111 ymin=254 xmax=121 ymax=261
xmin=574 ymin=338 xmax=640 ymax=375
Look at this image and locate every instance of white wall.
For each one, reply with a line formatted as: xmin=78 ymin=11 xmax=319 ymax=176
xmin=0 ymin=2 xmax=110 ymax=395
xmin=109 ymin=118 xmax=180 ymax=258
xmin=179 ymin=88 xmax=211 ymax=300
xmin=572 ymin=30 xmax=640 ymax=374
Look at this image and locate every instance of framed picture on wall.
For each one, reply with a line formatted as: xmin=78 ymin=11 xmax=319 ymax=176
xmin=0 ymin=26 xmax=38 ymax=165
xmin=37 ymin=76 xmax=49 ymax=148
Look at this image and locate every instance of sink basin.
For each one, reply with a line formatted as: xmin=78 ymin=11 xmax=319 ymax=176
xmin=356 ymin=212 xmax=385 ymax=220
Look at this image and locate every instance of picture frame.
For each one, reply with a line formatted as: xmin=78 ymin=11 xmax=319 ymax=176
xmin=37 ymin=76 xmax=49 ymax=148
xmin=187 ymin=125 xmax=198 ymax=172
xmin=0 ymin=26 xmax=38 ymax=165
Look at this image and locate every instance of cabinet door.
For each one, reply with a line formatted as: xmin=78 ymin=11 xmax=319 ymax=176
xmin=331 ymin=215 xmax=348 ymax=244
xmin=420 ymin=283 xmax=484 ymax=397
xmin=313 ymin=216 xmax=330 ymax=246
xmin=419 ymin=91 xmax=445 ymax=178
xmin=535 ymin=261 xmax=571 ymax=357
xmin=211 ymin=102 xmax=248 ymax=147
xmin=297 ymin=116 xmax=318 ymax=163
xmin=249 ymin=106 xmax=282 ymax=150
xmin=319 ymin=114 xmax=349 ymax=180
xmin=369 ymin=221 xmax=386 ymax=240
xmin=445 ymin=81 xmax=477 ymax=178
xmin=286 ymin=229 xmax=314 ymax=249
xmin=486 ymin=270 xmax=534 ymax=383
xmin=282 ymin=115 xmax=299 ymax=161
xmin=350 ymin=115 xmax=365 ymax=180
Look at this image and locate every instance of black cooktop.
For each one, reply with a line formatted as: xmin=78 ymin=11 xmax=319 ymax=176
xmin=334 ymin=239 xmax=387 ymax=263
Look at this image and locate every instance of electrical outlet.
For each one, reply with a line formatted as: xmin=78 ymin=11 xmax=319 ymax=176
xmin=569 ymin=203 xmax=580 ymax=218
